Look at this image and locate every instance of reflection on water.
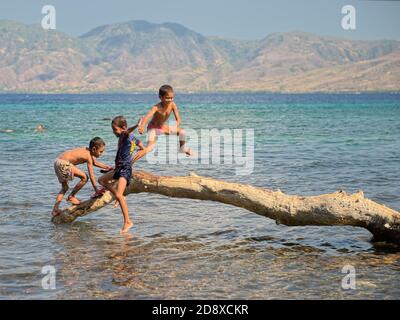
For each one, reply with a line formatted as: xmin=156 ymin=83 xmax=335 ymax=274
xmin=38 ymin=222 xmax=400 ymax=299
xmin=0 ymin=201 xmax=399 ymax=299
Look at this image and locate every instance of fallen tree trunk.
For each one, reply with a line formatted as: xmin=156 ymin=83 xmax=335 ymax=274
xmin=52 ymin=170 xmax=400 ymax=245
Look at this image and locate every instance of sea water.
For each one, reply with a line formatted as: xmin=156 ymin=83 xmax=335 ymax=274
xmin=0 ymin=93 xmax=399 ymax=299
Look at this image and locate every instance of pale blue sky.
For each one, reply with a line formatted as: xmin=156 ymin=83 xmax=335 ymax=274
xmin=0 ymin=0 xmax=399 ymax=40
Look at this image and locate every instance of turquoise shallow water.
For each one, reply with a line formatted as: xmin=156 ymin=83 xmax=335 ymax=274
xmin=0 ymin=93 xmax=399 ymax=299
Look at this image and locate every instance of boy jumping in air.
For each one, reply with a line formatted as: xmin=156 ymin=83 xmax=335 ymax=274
xmin=52 ymin=137 xmax=112 ymax=216
xmin=133 ymin=84 xmax=192 ymax=162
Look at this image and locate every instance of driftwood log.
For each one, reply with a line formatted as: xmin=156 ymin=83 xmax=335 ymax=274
xmin=52 ymin=170 xmax=400 ymax=245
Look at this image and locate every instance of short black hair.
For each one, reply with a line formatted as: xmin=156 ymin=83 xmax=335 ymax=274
xmin=159 ymin=84 xmax=174 ymax=97
xmin=89 ymin=137 xmax=105 ymax=149
xmin=111 ymin=115 xmax=127 ymax=128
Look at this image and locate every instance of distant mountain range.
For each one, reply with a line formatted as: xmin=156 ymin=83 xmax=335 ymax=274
xmin=0 ymin=19 xmax=399 ymax=93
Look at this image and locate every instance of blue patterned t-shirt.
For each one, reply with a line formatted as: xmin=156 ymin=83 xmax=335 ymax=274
xmin=115 ymin=132 xmax=141 ymax=168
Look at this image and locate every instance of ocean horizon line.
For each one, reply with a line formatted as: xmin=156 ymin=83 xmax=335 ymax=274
xmin=1 ymin=90 xmax=400 ymax=95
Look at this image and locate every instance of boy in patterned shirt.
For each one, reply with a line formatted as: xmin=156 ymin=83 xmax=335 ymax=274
xmin=99 ymin=116 xmax=144 ymax=234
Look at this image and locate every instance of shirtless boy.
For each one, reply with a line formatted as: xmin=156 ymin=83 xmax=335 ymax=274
xmin=133 ymin=84 xmax=192 ymax=162
xmin=52 ymin=137 xmax=112 ymax=216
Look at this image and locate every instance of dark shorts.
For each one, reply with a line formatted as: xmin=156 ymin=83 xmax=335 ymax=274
xmin=113 ymin=165 xmax=132 ymax=185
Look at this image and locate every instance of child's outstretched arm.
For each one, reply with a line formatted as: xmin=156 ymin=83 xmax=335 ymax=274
xmin=93 ymin=158 xmax=113 ymax=171
xmin=87 ymin=156 xmax=99 ymax=192
xmin=138 ymin=106 xmax=157 ymax=134
xmin=126 ymin=117 xmax=144 ymax=135
xmin=172 ymin=103 xmax=181 ymax=127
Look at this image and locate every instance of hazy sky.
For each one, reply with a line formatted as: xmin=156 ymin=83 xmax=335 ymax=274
xmin=0 ymin=0 xmax=399 ymax=40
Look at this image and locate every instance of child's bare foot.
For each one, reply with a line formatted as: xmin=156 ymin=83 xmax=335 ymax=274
xmin=120 ymin=221 xmax=134 ymax=234
xmin=67 ymin=196 xmax=81 ymax=205
xmin=180 ymin=146 xmax=193 ymax=156
xmin=51 ymin=208 xmax=61 ymax=217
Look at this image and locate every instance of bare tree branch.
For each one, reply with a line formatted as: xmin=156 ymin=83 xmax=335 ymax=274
xmin=52 ymin=170 xmax=400 ymax=245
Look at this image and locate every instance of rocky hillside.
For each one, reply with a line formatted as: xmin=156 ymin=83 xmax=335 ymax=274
xmin=0 ymin=20 xmax=399 ymax=93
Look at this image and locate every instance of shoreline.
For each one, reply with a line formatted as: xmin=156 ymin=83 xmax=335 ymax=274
xmin=0 ymin=91 xmax=399 ymax=95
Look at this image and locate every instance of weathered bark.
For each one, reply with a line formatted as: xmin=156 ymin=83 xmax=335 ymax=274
xmin=52 ymin=170 xmax=400 ymax=245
